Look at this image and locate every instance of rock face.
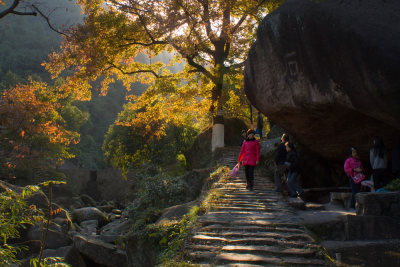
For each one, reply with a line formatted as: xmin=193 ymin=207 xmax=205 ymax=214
xmin=245 ymin=0 xmax=400 ymax=164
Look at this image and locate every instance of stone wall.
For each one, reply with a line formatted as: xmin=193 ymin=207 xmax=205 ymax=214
xmin=60 ymin=168 xmax=137 ymax=204
xmin=356 ymin=192 xmax=400 ymax=217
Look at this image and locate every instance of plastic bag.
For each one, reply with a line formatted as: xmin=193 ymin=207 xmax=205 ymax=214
xmin=230 ymin=164 xmax=240 ymax=178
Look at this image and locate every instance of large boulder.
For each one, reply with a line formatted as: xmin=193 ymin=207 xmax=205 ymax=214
xmin=73 ymin=234 xmax=127 ymax=267
xmin=27 ymin=226 xmax=72 ymax=249
xmin=244 ymin=0 xmax=400 ymax=165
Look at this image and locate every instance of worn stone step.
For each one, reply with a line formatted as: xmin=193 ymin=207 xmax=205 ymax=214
xmin=198 ymin=219 xmax=303 ymax=229
xmin=221 ymin=245 xmax=317 ymax=258
xmin=199 ymin=224 xmax=305 ymax=234
xmin=191 ymin=234 xmax=312 ymax=248
xmin=213 ymin=207 xmax=290 ymax=213
xmin=196 ymin=231 xmax=312 ymax=242
xmin=216 ymin=253 xmax=283 ymax=265
xmin=215 ymin=253 xmax=326 ymax=266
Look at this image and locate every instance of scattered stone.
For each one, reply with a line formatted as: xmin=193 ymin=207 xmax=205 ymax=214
xmin=97 ymin=204 xmax=115 ymax=213
xmin=111 ymin=209 xmax=122 ymax=214
xmin=80 ymin=219 xmax=99 ymax=235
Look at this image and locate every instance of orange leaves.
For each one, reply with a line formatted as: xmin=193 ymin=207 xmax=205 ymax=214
xmin=0 ymin=81 xmax=80 ymax=169
xmin=50 ymin=208 xmax=63 ymax=216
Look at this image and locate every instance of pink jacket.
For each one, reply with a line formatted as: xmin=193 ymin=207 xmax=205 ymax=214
xmin=239 ymin=139 xmax=260 ymax=166
xmin=344 ymin=157 xmax=364 ymax=178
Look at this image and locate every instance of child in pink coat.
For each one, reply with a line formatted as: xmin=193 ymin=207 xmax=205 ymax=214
xmin=344 ymin=147 xmax=365 ymax=210
xmin=239 ymin=129 xmax=260 ymax=190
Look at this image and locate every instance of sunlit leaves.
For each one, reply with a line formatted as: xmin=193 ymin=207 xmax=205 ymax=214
xmin=0 ymin=80 xmax=80 ymax=177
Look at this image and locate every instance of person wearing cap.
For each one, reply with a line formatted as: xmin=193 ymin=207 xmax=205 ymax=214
xmin=238 ymin=129 xmax=260 ymax=190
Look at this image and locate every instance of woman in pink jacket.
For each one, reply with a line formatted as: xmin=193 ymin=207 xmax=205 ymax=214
xmin=344 ymin=147 xmax=365 ymax=210
xmin=239 ymin=129 xmax=260 ymax=190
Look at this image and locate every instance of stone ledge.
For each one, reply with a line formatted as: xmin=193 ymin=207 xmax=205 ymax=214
xmin=356 ymin=191 xmax=400 ymax=217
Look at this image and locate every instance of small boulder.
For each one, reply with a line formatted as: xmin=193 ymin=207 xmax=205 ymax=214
xmin=100 ymin=219 xmax=129 ymax=236
xmin=80 ymin=219 xmax=99 ymax=236
xmin=72 ymin=207 xmax=108 ymax=226
xmin=80 ymin=194 xmax=97 ymax=207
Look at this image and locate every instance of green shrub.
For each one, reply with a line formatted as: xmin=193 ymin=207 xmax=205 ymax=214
xmin=385 ymin=178 xmax=400 ymax=191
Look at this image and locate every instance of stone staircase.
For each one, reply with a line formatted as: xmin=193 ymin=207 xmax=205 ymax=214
xmin=184 ymin=146 xmax=328 ymax=266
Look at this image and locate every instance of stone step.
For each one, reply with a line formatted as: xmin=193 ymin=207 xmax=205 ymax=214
xmin=213 ymin=207 xmax=290 ymax=213
xmin=216 ymin=253 xmax=282 ymax=265
xmin=191 ymin=234 xmax=313 ymax=248
xmin=199 ymin=224 xmax=305 ymax=234
xmin=221 ymin=245 xmax=317 ymax=258
xmin=215 ymin=253 xmax=326 ymax=266
xmin=198 ymin=219 xmax=303 ymax=229
xmin=196 ymin=231 xmax=313 ymax=242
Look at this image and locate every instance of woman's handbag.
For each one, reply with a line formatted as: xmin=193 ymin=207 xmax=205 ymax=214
xmin=352 ymin=161 xmax=365 ymax=184
xmin=352 ymin=172 xmax=365 ymax=184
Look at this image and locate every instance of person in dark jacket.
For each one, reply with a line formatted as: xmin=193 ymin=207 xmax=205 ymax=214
xmin=274 ymin=133 xmax=289 ymax=192
xmin=370 ymin=136 xmax=388 ymax=190
xmin=239 ymin=130 xmax=247 ymax=146
xmin=285 ymin=142 xmax=304 ymax=198
xmin=392 ymin=137 xmax=400 ymax=178
xmin=256 ymin=111 xmax=264 ymax=139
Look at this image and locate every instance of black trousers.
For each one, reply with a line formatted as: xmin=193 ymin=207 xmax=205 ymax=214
xmin=245 ymin=165 xmax=255 ymax=189
xmin=373 ymin=168 xmax=388 ymax=190
xmin=349 ymin=178 xmax=361 ymax=209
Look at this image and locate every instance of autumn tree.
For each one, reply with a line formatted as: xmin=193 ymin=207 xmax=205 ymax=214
xmin=0 ymin=80 xmax=81 ymax=180
xmin=46 ymin=0 xmax=281 ymax=151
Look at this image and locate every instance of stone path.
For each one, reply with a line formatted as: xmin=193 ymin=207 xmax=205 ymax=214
xmin=184 ymin=146 xmax=328 ymax=266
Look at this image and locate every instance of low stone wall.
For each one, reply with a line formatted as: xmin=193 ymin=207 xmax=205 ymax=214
xmin=60 ymin=168 xmax=137 ymax=204
xmin=356 ymin=192 xmax=400 ymax=217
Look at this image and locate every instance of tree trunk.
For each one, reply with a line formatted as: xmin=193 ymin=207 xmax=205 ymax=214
xmin=211 ymin=71 xmax=224 ymax=152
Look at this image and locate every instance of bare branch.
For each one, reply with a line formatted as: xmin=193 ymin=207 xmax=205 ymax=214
xmin=186 ymin=54 xmax=216 ymax=83
xmin=31 ymin=4 xmax=69 ymax=38
xmin=0 ymin=0 xmax=37 ymax=19
xmin=107 ymin=62 xmax=172 ymax=78
xmin=120 ymin=40 xmax=168 ymax=48
xmin=231 ymin=0 xmax=267 ymax=35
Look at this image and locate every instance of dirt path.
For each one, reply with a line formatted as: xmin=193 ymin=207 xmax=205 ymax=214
xmin=184 ymin=146 xmax=328 ymax=266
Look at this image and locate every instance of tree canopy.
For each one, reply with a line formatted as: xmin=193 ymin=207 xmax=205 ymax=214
xmin=46 ymin=0 xmax=281 ymax=140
